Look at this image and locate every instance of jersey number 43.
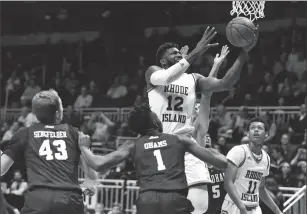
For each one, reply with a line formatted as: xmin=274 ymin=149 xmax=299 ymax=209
xmin=39 ymin=139 xmax=68 ymax=160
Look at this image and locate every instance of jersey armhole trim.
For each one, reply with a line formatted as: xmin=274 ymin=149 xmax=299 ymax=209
xmin=266 ymin=152 xmax=270 ymax=171
xmin=191 ymin=73 xmax=197 ymax=83
xmin=147 ymin=85 xmax=157 ymax=93
xmin=238 ymin=146 xmax=246 ymax=167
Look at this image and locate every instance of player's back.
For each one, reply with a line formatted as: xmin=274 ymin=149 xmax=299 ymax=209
xmin=133 ymin=133 xmax=187 ymax=193
xmin=25 ymin=123 xmax=81 ymax=192
xmin=148 ymin=73 xmax=197 ymax=135
xmin=206 ymin=166 xmax=226 ymax=214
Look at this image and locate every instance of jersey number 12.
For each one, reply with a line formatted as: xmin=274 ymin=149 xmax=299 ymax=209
xmin=39 ymin=139 xmax=68 ymax=160
xmin=153 ymin=149 xmax=166 ymax=171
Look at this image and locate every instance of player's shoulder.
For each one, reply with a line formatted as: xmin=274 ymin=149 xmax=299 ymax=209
xmin=12 ymin=127 xmax=29 ymax=139
xmin=145 ymin=65 xmax=162 ymax=78
xmin=227 ymin=144 xmax=246 ymax=158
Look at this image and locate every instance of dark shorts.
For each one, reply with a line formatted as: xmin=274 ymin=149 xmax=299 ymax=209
xmin=21 ymin=189 xmax=84 ymax=214
xmin=136 ymin=189 xmax=194 ymax=214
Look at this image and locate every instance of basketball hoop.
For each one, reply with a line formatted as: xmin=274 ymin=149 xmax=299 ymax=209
xmin=230 ymin=1 xmax=266 ymax=22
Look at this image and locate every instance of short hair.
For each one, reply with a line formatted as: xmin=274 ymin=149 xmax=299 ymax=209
xmin=32 ymin=89 xmax=61 ymax=124
xmin=156 ymin=42 xmax=179 ymax=65
xmin=246 ymin=117 xmax=269 ymax=132
xmin=128 ymin=102 xmax=152 ymax=135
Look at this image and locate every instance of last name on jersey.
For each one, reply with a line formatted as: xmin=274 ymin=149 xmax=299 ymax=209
xmin=210 ymin=170 xmax=225 ymax=183
xmin=34 ymin=131 xmax=67 ymax=139
xmin=144 ymin=140 xmax=167 ymax=150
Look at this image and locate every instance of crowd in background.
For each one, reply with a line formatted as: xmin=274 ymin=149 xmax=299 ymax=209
xmin=1 ymin=4 xmax=307 ymax=213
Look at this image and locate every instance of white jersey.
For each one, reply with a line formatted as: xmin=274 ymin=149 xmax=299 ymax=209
xmin=224 ymin=144 xmax=270 ymax=207
xmin=148 ymin=73 xmax=197 ymax=135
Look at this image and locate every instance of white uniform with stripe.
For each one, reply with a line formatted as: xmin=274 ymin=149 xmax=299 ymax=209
xmin=148 ymin=73 xmax=211 ymax=186
xmin=222 ymin=144 xmax=270 ymax=214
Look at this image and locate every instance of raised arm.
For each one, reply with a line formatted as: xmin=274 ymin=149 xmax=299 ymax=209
xmin=178 ymin=135 xmax=227 ymax=170
xmin=146 ymin=27 xmax=218 ymax=86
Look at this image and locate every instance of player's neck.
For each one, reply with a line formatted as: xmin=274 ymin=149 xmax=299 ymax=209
xmin=145 ymin=128 xmax=160 ymax=136
xmin=248 ymin=143 xmax=262 ymax=155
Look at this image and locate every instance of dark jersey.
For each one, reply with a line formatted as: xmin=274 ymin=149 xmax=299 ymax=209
xmin=3 ymin=123 xmax=81 ymax=192
xmin=134 ymin=133 xmax=187 ymax=193
xmin=206 ymin=167 xmax=227 ymax=214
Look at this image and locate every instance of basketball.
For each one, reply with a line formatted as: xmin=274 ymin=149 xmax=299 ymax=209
xmin=226 ymin=17 xmax=257 ymax=47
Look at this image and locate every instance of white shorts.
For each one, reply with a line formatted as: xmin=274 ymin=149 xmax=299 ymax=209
xmin=184 ymin=136 xmax=212 ymax=186
xmin=221 ymin=200 xmax=262 ymax=214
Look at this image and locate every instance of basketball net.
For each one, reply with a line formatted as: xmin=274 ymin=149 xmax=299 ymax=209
xmin=230 ymin=1 xmax=265 ymax=22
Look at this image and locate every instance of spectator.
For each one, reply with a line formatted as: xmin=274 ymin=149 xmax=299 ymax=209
xmin=221 ymin=87 xmax=240 ymax=106
xmin=232 ymin=106 xmax=249 ymax=141
xmin=1 ymin=122 xmax=20 ymax=142
xmin=20 ymin=78 xmax=41 ymax=105
xmin=107 ymin=76 xmax=128 ymax=99
xmin=289 ymin=104 xmax=307 ymax=136
xmin=74 ymin=86 xmax=93 ymax=109
xmin=275 ymin=162 xmax=297 ymax=187
xmin=280 ymin=134 xmax=296 ymax=162
xmin=212 ymin=104 xmax=232 ymax=136
xmin=261 ymin=177 xmax=284 ymax=212
xmin=271 ymin=147 xmax=285 ymax=169
xmin=94 ymin=204 xmax=106 ymax=214
xmin=107 ymin=203 xmax=123 ymax=214
xmin=17 ymin=106 xmax=30 ymax=127
xmin=289 ymin=52 xmax=307 ymax=81
xmin=290 ymin=145 xmax=307 ymax=167
xmin=88 ymin=80 xmax=100 ymax=107
xmin=62 ymin=105 xmax=82 ymax=128
xmin=24 ymin=110 xmax=38 ymax=127
xmin=297 ymin=161 xmax=306 ymax=187
xmin=87 ymin=112 xmax=115 ymax=144
xmin=7 ymin=170 xmax=28 ymax=196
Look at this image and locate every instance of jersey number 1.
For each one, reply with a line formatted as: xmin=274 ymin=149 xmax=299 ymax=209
xmin=153 ymin=149 xmax=166 ymax=171
xmin=39 ymin=139 xmax=68 ymax=161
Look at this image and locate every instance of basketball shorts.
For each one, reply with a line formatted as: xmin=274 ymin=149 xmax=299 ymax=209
xmin=136 ymin=189 xmax=194 ymax=214
xmin=21 ymin=188 xmax=84 ymax=214
xmin=221 ymin=200 xmax=262 ymax=214
xmin=184 ymin=136 xmax=212 ymax=186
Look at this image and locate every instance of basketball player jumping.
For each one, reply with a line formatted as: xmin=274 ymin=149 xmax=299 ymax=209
xmin=223 ymin=117 xmax=283 ymax=214
xmin=1 ymin=89 xmax=97 ymax=214
xmin=77 ymin=101 xmax=228 ymax=214
xmin=192 ymin=46 xmax=228 ymax=214
xmin=145 ymin=26 xmax=257 ymax=214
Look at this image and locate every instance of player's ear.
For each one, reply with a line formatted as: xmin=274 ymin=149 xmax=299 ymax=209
xmin=160 ymin=59 xmax=166 ymax=66
xmin=265 ymin=132 xmax=269 ymax=138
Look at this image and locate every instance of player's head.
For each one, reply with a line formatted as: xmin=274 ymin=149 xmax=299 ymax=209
xmin=128 ymin=102 xmax=163 ymax=135
xmin=246 ymin=117 xmax=269 ymax=147
xmin=156 ymin=42 xmax=182 ymax=68
xmin=32 ymin=89 xmax=63 ymax=125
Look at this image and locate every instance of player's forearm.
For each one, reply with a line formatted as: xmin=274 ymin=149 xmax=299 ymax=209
xmin=220 ymin=50 xmax=248 ymax=89
xmin=191 ymin=146 xmax=227 ymax=169
xmin=208 ymin=62 xmax=221 ymax=78
xmin=224 ymin=181 xmax=246 ymax=210
xmin=198 ymin=95 xmax=211 ymax=133
xmin=259 ymin=187 xmax=282 ymax=214
xmin=150 ymin=59 xmax=190 ymax=85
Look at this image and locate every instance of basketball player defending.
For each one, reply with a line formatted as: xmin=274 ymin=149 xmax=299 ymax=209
xmin=1 ymin=89 xmax=97 ymax=214
xmin=145 ymin=26 xmax=257 ymax=214
xmin=223 ymin=117 xmax=283 ymax=214
xmin=77 ymin=102 xmax=228 ymax=214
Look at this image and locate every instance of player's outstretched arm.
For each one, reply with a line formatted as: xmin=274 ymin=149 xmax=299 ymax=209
xmin=80 ymin=139 xmax=134 ymax=173
xmin=146 ymin=27 xmax=218 ymax=86
xmin=0 ymin=153 xmax=14 ymax=176
xmin=80 ymin=155 xmax=98 ymax=180
xmin=194 ymin=50 xmax=248 ymax=94
xmin=259 ymin=178 xmax=283 ymax=214
xmin=179 ymin=135 xmax=227 ymax=169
